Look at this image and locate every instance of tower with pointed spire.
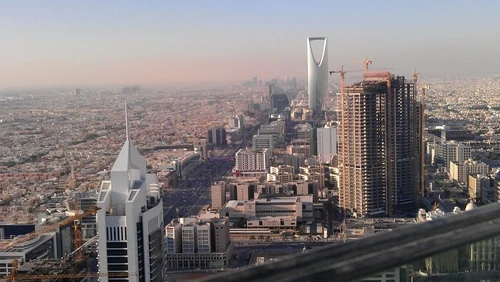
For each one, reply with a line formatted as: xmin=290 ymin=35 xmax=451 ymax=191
xmin=96 ymin=103 xmax=164 ymax=281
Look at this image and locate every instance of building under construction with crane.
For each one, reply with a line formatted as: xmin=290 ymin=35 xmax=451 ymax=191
xmin=338 ymin=71 xmax=422 ymax=217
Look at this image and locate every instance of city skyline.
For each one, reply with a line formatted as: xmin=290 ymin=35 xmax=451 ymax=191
xmin=1 ymin=0 xmax=499 ymax=88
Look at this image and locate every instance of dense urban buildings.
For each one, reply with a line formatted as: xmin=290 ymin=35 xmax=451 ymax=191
xmin=164 ymin=217 xmax=232 ymax=270
xmin=306 ymin=37 xmax=328 ymax=113
xmin=96 ymin=126 xmax=164 ymax=281
xmin=339 ymin=72 xmax=421 ymax=217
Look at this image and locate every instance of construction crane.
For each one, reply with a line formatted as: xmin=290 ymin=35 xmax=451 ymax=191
xmin=329 ymin=66 xmax=348 ymax=216
xmin=420 ymin=84 xmax=429 ymax=198
xmin=0 ymin=206 xmax=100 ymax=252
xmin=364 ymin=57 xmax=372 ymax=73
xmin=73 ymin=199 xmax=83 ymax=261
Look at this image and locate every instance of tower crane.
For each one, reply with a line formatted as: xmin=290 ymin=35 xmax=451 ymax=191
xmin=364 ymin=57 xmax=373 ymax=73
xmin=329 ymin=66 xmax=348 ymax=215
xmin=420 ymin=84 xmax=429 ymax=198
xmin=0 ymin=206 xmax=100 ymax=252
xmin=73 ymin=199 xmax=83 ymax=261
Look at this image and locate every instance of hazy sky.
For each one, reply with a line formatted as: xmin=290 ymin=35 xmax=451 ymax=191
xmin=1 ymin=0 xmax=499 ymax=88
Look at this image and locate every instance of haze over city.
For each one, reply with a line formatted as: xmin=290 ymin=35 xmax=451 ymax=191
xmin=1 ymin=0 xmax=499 ymax=89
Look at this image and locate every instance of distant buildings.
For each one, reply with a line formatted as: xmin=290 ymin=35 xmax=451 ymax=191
xmin=339 ymin=73 xmax=421 ymax=217
xmin=96 ymin=130 xmax=163 ymax=281
xmin=267 ymin=165 xmax=294 ymax=183
xmin=306 ymin=37 xmax=328 ymax=113
xmin=430 ymin=141 xmax=472 ymax=169
xmin=207 ymin=127 xmax=227 ymax=147
xmin=252 ymin=134 xmax=274 ymax=153
xmin=164 ymin=217 xmax=232 ymax=270
xmin=233 ymin=149 xmax=271 ymax=177
xmin=271 ymin=94 xmax=290 ymax=113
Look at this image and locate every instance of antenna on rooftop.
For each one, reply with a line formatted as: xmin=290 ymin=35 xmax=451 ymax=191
xmin=125 ymin=100 xmax=129 ymax=141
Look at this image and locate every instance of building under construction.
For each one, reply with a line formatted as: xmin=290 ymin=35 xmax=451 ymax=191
xmin=339 ymin=72 xmax=422 ymax=217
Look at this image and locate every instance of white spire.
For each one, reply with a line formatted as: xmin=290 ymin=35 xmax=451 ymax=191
xmin=125 ymin=100 xmax=129 ymax=141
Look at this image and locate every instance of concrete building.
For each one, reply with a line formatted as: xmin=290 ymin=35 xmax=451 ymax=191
xmin=282 ymin=154 xmax=306 ymax=173
xmin=468 ymin=174 xmax=493 ymax=203
xmin=252 ymin=134 xmax=274 ymax=153
xmin=307 ymin=37 xmax=328 ymax=113
xmin=286 ymin=142 xmax=311 ymax=158
xmin=96 ymin=120 xmax=164 ymax=281
xmin=246 ymin=217 xmax=296 ymax=229
xmin=207 ymin=127 xmax=227 ymax=147
xmin=450 ymin=160 xmax=489 ymax=184
xmin=0 ymin=232 xmax=60 ymax=277
xmin=233 ymin=149 xmax=271 ymax=177
xmin=339 ymin=73 xmax=420 ymax=217
xmin=211 ymin=181 xmax=227 ymax=210
xmin=236 ymin=183 xmax=255 ymax=201
xmin=317 ymin=123 xmax=337 ymax=164
xmin=267 ymin=165 xmax=295 ymax=184
xmin=438 ymin=141 xmax=472 ymax=169
xmin=219 ymin=196 xmax=314 ymax=223
xmin=164 ymin=217 xmax=232 ymax=270
xmin=298 ymin=165 xmax=324 ymax=190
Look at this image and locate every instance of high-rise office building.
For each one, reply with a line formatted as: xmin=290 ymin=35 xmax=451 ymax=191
xmin=307 ymin=37 xmax=328 ymax=113
xmin=207 ymin=127 xmax=227 ymax=147
xmin=96 ymin=112 xmax=164 ymax=281
xmin=339 ymin=72 xmax=420 ymax=217
xmin=317 ymin=123 xmax=337 ymax=164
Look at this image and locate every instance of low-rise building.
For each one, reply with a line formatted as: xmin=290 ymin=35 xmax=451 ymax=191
xmin=164 ymin=217 xmax=232 ymax=270
xmin=219 ymin=196 xmax=314 ymax=223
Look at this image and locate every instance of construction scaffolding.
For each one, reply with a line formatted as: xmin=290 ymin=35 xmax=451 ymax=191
xmin=338 ymin=72 xmax=419 ymax=217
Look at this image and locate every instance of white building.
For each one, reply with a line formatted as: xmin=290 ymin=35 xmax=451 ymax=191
xmin=307 ymin=37 xmax=328 ymax=113
xmin=449 ymin=159 xmax=489 ymax=184
xmin=267 ymin=165 xmax=295 ymax=184
xmin=164 ymin=217 xmax=232 ymax=270
xmin=317 ymin=124 xmax=337 ymax=164
xmin=234 ymin=149 xmax=271 ymax=177
xmin=439 ymin=141 xmax=471 ymax=169
xmin=96 ymin=124 xmax=164 ymax=281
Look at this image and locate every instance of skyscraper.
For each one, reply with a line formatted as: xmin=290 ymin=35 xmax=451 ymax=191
xmin=307 ymin=37 xmax=328 ymax=113
xmin=339 ymin=72 xmax=419 ymax=217
xmin=96 ymin=107 xmax=164 ymax=281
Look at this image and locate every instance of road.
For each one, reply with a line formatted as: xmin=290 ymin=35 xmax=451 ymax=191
xmin=161 ymin=121 xmax=264 ymax=226
xmin=162 ymin=158 xmax=234 ymax=224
